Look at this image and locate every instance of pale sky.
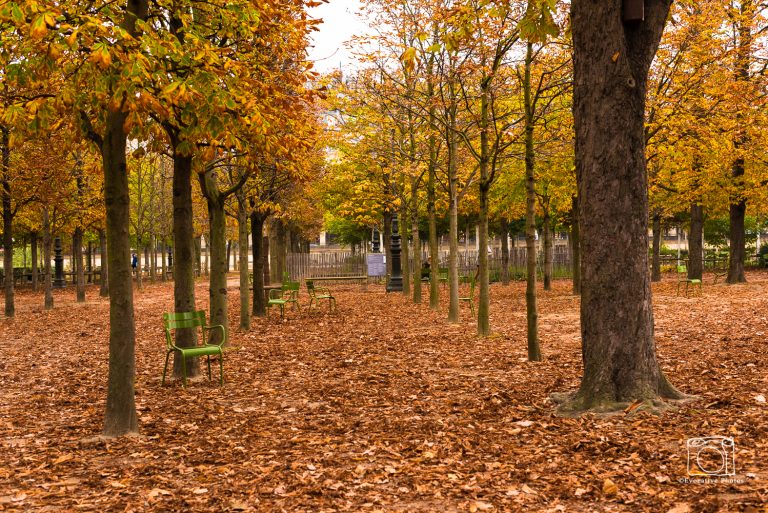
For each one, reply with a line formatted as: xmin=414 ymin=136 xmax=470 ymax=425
xmin=307 ymin=0 xmax=371 ymax=72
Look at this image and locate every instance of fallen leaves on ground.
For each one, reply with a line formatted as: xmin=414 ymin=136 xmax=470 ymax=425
xmin=1 ymin=271 xmax=767 ymax=512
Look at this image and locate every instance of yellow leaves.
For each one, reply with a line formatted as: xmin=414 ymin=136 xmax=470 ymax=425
xmin=601 ymin=478 xmax=618 ymax=497
xmin=89 ymin=42 xmax=111 ymax=69
xmin=611 ymin=51 xmax=620 ymax=63
xmin=29 ymin=15 xmax=47 ymax=38
xmin=400 ymin=47 xmax=418 ymax=74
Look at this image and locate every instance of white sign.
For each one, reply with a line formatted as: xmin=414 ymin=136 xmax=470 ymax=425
xmin=367 ymin=254 xmax=386 ymax=277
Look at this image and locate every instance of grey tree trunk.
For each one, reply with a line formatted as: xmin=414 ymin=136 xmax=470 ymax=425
xmin=564 ymin=0 xmax=682 ymax=412
xmin=411 ymin=194 xmax=421 ymax=304
xmin=205 ymin=194 xmax=228 ymax=344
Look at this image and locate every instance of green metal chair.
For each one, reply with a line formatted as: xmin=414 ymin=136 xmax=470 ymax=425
xmin=162 ymin=311 xmax=226 ymax=388
xmin=268 ymin=282 xmax=300 ymax=319
xmin=458 ymin=277 xmax=476 ymax=317
xmin=676 ymin=265 xmax=702 ymax=296
xmin=306 ymin=279 xmax=336 ymax=312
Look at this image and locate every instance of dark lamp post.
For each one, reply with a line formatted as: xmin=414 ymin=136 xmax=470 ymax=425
xmin=386 ymin=214 xmax=403 ymax=292
xmin=372 ymin=228 xmax=380 ymax=253
xmin=53 ymin=236 xmax=66 ymax=288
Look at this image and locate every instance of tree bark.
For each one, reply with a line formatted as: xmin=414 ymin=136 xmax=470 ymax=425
xmin=565 ymin=0 xmax=682 ymax=412
xmin=689 ymin=203 xmax=704 ymax=280
xmin=524 ymin=42 xmax=540 ymax=361
xmin=651 ymin=213 xmax=661 ymax=282
xmin=1 ymin=125 xmax=14 ymax=318
xmin=42 ymin=209 xmax=53 ymax=310
xmin=172 ymin=153 xmax=198 ymax=377
xmin=74 ymin=228 xmax=85 ymax=303
xmin=203 ymin=189 xmax=228 ymax=345
xmin=99 ymin=228 xmax=109 ymax=296
xmin=238 ymin=197 xmax=250 ymax=329
xmin=160 ymin=239 xmax=167 ymax=283
xmin=411 ymin=192 xmax=421 ymax=304
xmin=251 ymin=212 xmax=267 ymax=317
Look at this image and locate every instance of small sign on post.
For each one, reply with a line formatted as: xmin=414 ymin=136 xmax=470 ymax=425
xmin=367 ymin=253 xmax=386 ymax=277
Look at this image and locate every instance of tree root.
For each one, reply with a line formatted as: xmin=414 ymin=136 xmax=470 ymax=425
xmin=550 ymin=389 xmax=699 ymax=418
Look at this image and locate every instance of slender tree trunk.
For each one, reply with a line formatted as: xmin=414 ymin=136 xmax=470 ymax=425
xmin=206 ymin=195 xmax=228 ymax=344
xmin=74 ymin=228 xmax=85 ymax=303
xmin=99 ymin=228 xmax=109 ymax=297
xmin=1 ymin=125 xmax=14 ymax=318
xmin=226 ymin=240 xmax=231 ymax=273
xmin=651 ymin=213 xmax=661 ymax=282
xmin=43 ymin=209 xmax=53 ymax=310
xmin=689 ymin=203 xmax=704 ymax=280
xmin=31 ymin=231 xmax=38 ymax=292
xmin=149 ymin=235 xmax=156 ymax=283
xmin=447 ymin=111 xmax=459 ymax=323
xmin=172 ymin=153 xmax=198 ymax=377
xmin=238 ymin=197 xmax=250 ymax=329
xmin=571 ymin=196 xmax=581 ymax=294
xmin=251 ymin=212 xmax=267 ymax=317
xmin=564 ymin=0 xmax=682 ymax=412
xmin=524 ymin=42 xmax=540 ymax=361
xmin=477 ymin=73 xmax=493 ymax=335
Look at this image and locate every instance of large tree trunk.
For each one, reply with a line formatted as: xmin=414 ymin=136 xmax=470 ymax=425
xmin=74 ymin=228 xmax=85 ymax=303
xmin=269 ymin=218 xmax=287 ymax=283
xmin=42 ymin=209 xmax=53 ymax=310
xmin=1 ymin=125 xmax=14 ymax=318
xmin=238 ymin=197 xmax=250 ymax=329
xmin=570 ymin=196 xmax=581 ymax=295
xmin=564 ymin=0 xmax=682 ymax=412
xmin=99 ymin=228 xmax=109 ymax=297
xmin=651 ymin=213 xmax=661 ymax=282
xmin=31 ymin=231 xmax=38 ymax=292
xmin=205 ymin=194 xmax=228 ymax=344
xmin=727 ymin=198 xmax=747 ymax=283
xmin=523 ymin=42 xmax=540 ymax=361
xmin=172 ymin=153 xmax=198 ymax=378
xmin=447 ymin=110 xmax=460 ymax=323
xmin=251 ymin=212 xmax=267 ymax=317
xmin=689 ymin=203 xmax=704 ymax=280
